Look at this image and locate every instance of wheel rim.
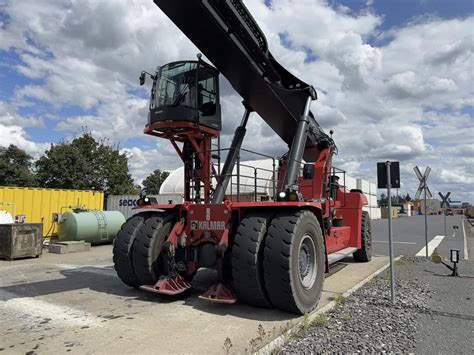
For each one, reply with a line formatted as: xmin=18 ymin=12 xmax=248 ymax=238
xmin=298 ymin=234 xmax=317 ymax=289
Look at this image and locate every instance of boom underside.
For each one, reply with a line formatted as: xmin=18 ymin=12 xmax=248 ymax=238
xmin=153 ymin=0 xmax=330 ymax=154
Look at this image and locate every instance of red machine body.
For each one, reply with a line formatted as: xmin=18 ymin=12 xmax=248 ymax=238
xmin=113 ymin=0 xmax=371 ymax=315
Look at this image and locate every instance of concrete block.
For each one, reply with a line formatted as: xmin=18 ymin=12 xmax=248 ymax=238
xmin=372 ymin=207 xmax=381 ymax=219
xmin=335 ymin=174 xmax=357 ymax=190
xmin=334 ymin=173 xmax=357 ymax=191
xmin=369 ymin=194 xmax=378 ymax=208
xmin=356 ymin=179 xmax=371 ymax=194
xmin=369 ymin=182 xmax=377 ymax=195
xmin=48 ymin=241 xmax=91 ymax=254
xmin=363 ymin=207 xmax=382 ymax=220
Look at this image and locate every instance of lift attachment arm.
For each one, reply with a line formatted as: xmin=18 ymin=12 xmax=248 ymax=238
xmin=212 ymin=104 xmax=252 ymax=203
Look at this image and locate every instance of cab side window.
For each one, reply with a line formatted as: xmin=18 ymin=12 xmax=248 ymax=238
xmin=198 ymin=66 xmax=217 ymax=116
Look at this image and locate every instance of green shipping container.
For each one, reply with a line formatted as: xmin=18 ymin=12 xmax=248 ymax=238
xmin=58 ymin=209 xmax=125 ymax=245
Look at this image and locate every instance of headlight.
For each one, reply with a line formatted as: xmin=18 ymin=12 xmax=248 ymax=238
xmin=278 ymin=191 xmax=286 ymax=199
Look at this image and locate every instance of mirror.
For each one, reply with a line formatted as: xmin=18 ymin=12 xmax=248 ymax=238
xmin=139 ymin=72 xmax=146 ymax=86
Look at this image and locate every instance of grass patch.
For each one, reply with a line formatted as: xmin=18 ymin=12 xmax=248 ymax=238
xmin=302 ymin=313 xmax=311 ymax=331
xmin=311 ymin=314 xmax=328 ymax=327
xmin=334 ymin=294 xmax=345 ymax=305
xmin=395 ymin=259 xmax=407 ymax=266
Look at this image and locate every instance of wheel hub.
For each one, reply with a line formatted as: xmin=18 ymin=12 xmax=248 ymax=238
xmin=298 ymin=234 xmax=317 ymax=289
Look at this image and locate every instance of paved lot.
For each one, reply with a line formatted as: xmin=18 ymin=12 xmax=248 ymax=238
xmin=372 ymin=215 xmax=471 ymax=259
xmin=0 ymin=245 xmax=388 ymax=354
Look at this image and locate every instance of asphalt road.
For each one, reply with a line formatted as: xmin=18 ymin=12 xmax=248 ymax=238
xmin=398 ymin=258 xmax=474 ymax=354
xmin=371 ymin=215 xmax=472 ymax=260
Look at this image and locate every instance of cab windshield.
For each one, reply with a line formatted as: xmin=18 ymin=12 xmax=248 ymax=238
xmin=153 ymin=62 xmax=198 ymax=109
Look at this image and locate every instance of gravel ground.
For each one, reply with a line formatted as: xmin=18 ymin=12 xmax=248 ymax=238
xmin=281 ymin=256 xmax=473 ymax=354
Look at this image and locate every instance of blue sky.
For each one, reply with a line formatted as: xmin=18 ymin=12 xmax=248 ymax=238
xmin=339 ymin=0 xmax=472 ymax=26
xmin=0 ymin=0 xmax=473 ymax=201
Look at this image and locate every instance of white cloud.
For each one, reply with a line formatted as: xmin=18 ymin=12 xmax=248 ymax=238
xmin=0 ymin=101 xmax=44 ymax=128
xmin=121 ymin=141 xmax=178 ymax=184
xmin=0 ymin=124 xmax=48 ymax=157
xmin=440 ymin=169 xmax=474 ymax=185
xmin=0 ymin=0 xmax=472 ymax=201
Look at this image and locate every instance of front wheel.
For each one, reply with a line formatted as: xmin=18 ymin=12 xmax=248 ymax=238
xmin=353 ymin=211 xmax=372 ymax=262
xmin=232 ymin=212 xmax=273 ymax=308
xmin=263 ymin=210 xmax=325 ymax=314
xmin=113 ymin=213 xmax=149 ymax=288
xmin=132 ymin=214 xmax=176 ymax=285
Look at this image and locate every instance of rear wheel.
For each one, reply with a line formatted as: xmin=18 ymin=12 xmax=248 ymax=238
xmin=113 ymin=213 xmax=149 ymax=288
xmin=264 ymin=210 xmax=325 ymax=314
xmin=132 ymin=214 xmax=176 ymax=285
xmin=353 ymin=211 xmax=372 ymax=262
xmin=232 ymin=212 xmax=273 ymax=308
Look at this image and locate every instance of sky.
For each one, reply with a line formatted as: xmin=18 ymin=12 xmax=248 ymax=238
xmin=0 ymin=0 xmax=473 ymax=202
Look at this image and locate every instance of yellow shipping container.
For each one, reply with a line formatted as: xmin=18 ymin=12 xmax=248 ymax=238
xmin=381 ymin=206 xmax=398 ymax=219
xmin=0 ymin=186 xmax=104 ymax=238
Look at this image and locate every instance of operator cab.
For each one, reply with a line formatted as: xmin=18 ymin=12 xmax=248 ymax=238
xmin=141 ymin=57 xmax=221 ymax=131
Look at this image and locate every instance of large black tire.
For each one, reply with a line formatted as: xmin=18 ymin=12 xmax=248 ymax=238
xmin=132 ymin=214 xmax=175 ymax=285
xmin=264 ymin=210 xmax=325 ymax=314
xmin=353 ymin=211 xmax=372 ymax=262
xmin=232 ymin=212 xmax=273 ymax=308
xmin=113 ymin=213 xmax=149 ymax=288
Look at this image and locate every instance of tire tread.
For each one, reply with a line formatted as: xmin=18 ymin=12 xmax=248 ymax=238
xmin=132 ymin=214 xmax=174 ymax=285
xmin=113 ymin=213 xmax=149 ymax=288
xmin=263 ymin=210 xmax=324 ymax=314
xmin=353 ymin=211 xmax=372 ymax=262
xmin=232 ymin=212 xmax=273 ymax=308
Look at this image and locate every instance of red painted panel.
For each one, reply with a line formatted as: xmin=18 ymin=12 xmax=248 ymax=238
xmin=326 ymin=226 xmax=351 ymax=253
xmin=334 ymin=191 xmax=366 ymax=249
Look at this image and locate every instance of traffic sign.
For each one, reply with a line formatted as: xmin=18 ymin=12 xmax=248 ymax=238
xmin=414 ymin=165 xmax=431 ymax=258
xmin=414 ymin=166 xmax=432 ymax=199
xmin=438 ymin=192 xmax=451 ymax=208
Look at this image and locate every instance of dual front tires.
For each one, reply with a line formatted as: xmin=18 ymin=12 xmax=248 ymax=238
xmin=232 ymin=210 xmax=325 ymax=314
xmin=114 ymin=209 xmax=367 ymax=315
xmin=113 ymin=213 xmax=173 ymax=288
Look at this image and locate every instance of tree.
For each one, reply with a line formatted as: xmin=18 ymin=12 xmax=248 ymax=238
xmin=0 ymin=144 xmax=36 ymax=187
xmin=35 ymin=133 xmax=135 ymax=195
xmin=142 ymin=169 xmax=170 ymax=194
